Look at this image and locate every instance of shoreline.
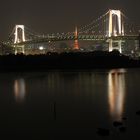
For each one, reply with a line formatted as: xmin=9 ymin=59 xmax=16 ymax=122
xmin=0 ymin=51 xmax=140 ymax=72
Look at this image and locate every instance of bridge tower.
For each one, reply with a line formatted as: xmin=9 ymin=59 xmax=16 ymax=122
xmin=107 ymin=10 xmax=124 ymax=53
xmin=74 ymin=26 xmax=79 ymax=50
xmin=14 ymin=25 xmax=26 ymax=54
xmin=139 ymin=32 xmax=140 ymax=48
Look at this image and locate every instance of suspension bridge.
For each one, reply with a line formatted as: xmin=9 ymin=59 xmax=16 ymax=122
xmin=1 ymin=9 xmax=140 ymax=55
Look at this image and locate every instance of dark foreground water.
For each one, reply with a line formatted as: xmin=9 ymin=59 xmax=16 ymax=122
xmin=0 ymin=69 xmax=140 ymax=139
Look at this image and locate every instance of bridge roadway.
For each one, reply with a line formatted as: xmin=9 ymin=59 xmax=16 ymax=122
xmin=1 ymin=34 xmax=140 ymax=46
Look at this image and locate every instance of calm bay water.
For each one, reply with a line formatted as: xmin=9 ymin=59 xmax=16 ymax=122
xmin=0 ymin=69 xmax=140 ymax=139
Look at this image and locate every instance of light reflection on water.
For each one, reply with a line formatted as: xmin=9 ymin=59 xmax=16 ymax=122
xmin=12 ymin=70 xmax=127 ymax=120
xmin=108 ymin=69 xmax=126 ymax=121
xmin=14 ymin=78 xmax=26 ymax=103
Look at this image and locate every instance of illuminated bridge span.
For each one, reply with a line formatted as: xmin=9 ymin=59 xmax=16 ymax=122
xmin=14 ymin=35 xmax=139 ymax=45
xmin=2 ymin=9 xmax=140 ymax=54
xmin=15 ymin=35 xmax=106 ymax=45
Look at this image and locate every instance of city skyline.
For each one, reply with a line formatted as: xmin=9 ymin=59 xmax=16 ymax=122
xmin=0 ymin=0 xmax=140 ymax=40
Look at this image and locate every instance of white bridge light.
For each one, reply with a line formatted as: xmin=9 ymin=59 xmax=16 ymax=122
xmin=39 ymin=46 xmax=44 ymax=50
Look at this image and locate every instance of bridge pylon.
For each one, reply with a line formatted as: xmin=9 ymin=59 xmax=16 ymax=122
xmin=107 ymin=10 xmax=125 ymax=53
xmin=14 ymin=25 xmax=26 ymax=54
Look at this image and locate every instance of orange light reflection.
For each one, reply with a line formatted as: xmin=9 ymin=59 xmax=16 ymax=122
xmin=108 ymin=69 xmax=126 ymax=121
xmin=14 ymin=79 xmax=26 ymax=103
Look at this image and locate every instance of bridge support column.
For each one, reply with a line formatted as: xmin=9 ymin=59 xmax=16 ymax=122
xmin=109 ymin=39 xmax=113 ymax=52
xmin=118 ymin=40 xmax=122 ymax=53
xmin=139 ymin=33 xmax=140 ymax=48
xmin=108 ymin=39 xmax=123 ymax=53
xmin=15 ymin=45 xmax=25 ymax=55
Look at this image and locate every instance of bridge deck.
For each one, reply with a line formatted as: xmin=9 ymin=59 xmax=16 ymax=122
xmin=1 ymin=35 xmax=139 ymax=46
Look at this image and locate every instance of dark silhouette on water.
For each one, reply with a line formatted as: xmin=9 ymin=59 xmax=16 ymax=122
xmin=97 ymin=128 xmax=110 ymax=136
xmin=122 ymin=117 xmax=127 ymax=121
xmin=113 ymin=121 xmax=123 ymax=127
xmin=136 ymin=110 xmax=140 ymax=115
xmin=119 ymin=126 xmax=126 ymax=133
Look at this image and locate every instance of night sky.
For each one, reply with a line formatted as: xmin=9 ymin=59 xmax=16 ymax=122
xmin=0 ymin=0 xmax=140 ymax=40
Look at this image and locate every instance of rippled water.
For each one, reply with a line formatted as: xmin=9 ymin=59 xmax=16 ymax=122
xmin=0 ymin=69 xmax=140 ymax=139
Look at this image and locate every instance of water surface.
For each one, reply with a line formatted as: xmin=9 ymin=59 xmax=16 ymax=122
xmin=0 ymin=69 xmax=140 ymax=139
